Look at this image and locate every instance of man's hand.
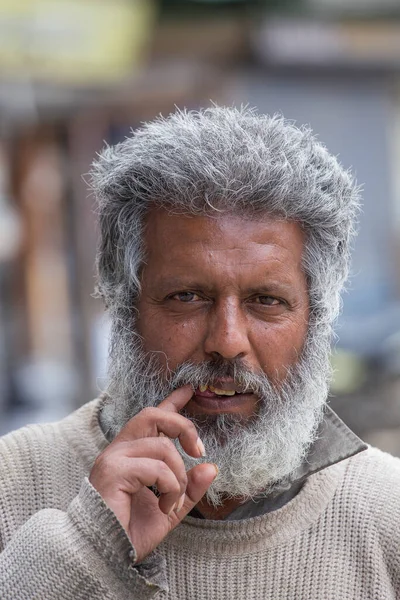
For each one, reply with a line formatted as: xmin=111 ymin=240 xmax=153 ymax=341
xmin=89 ymin=386 xmax=217 ymax=563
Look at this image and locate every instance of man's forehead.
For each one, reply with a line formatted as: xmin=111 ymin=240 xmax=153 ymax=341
xmin=140 ymin=207 xmax=307 ymax=294
xmin=143 ymin=207 xmax=305 ymax=254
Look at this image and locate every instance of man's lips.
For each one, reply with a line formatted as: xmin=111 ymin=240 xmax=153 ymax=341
xmin=190 ymin=384 xmax=257 ymax=413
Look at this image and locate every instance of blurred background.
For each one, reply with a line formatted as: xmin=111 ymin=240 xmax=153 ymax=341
xmin=1 ymin=0 xmax=400 ymax=455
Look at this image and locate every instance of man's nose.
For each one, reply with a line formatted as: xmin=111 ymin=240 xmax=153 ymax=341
xmin=203 ymin=300 xmax=251 ymax=361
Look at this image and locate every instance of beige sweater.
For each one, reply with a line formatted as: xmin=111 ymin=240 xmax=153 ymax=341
xmin=0 ymin=399 xmax=400 ymax=599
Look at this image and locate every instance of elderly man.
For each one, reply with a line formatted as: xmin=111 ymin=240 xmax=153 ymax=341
xmin=1 ymin=106 xmax=399 ymax=599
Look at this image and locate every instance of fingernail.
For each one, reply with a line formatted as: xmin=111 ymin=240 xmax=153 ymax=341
xmin=212 ymin=463 xmax=219 ymax=478
xmin=196 ymin=437 xmax=206 ymax=457
xmin=168 ymin=502 xmax=178 ymax=516
xmin=174 ymin=494 xmax=185 ymax=513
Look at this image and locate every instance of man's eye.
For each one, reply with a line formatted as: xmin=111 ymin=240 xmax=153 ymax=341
xmin=172 ymin=292 xmax=199 ymax=302
xmin=256 ymin=296 xmax=280 ymax=306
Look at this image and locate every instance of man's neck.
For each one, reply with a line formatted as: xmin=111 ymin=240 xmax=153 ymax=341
xmin=195 ymin=496 xmax=246 ymax=520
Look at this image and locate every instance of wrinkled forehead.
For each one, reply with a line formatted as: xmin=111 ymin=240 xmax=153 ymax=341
xmin=140 ymin=207 xmax=307 ymax=296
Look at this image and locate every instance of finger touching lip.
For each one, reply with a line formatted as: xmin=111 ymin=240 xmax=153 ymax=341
xmin=157 ymin=385 xmax=194 ymax=413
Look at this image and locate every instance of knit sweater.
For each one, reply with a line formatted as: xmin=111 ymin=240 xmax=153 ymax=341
xmin=1 ymin=399 xmax=400 ymax=599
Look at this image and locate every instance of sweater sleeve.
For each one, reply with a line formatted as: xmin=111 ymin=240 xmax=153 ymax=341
xmin=0 ymin=478 xmax=168 ymax=600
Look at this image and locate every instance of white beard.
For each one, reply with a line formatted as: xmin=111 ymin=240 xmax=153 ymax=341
xmin=101 ymin=323 xmax=331 ymax=507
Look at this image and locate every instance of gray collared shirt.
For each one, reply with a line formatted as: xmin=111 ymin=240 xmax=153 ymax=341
xmin=189 ymin=406 xmax=367 ymax=520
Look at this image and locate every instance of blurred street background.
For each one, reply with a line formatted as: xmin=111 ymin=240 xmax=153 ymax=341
xmin=1 ymin=0 xmax=400 ymax=455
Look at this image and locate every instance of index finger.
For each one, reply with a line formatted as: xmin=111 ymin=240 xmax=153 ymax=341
xmin=158 ymin=385 xmax=194 ymax=413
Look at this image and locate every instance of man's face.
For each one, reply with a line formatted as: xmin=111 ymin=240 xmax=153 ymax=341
xmin=103 ymin=208 xmax=329 ymax=505
xmin=137 ymin=209 xmax=310 ymax=421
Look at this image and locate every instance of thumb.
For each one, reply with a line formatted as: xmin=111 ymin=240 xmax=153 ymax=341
xmin=173 ymin=463 xmax=218 ymax=521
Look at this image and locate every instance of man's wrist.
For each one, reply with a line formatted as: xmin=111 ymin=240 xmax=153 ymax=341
xmin=68 ymin=478 xmax=168 ymax=593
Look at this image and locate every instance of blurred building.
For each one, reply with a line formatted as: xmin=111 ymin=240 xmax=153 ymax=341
xmin=1 ymin=0 xmax=400 ymax=454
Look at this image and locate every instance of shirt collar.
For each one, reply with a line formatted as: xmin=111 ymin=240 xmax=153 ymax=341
xmin=296 ymin=405 xmax=367 ymax=477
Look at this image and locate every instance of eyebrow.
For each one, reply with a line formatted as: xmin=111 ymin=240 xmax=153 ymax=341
xmin=151 ymin=277 xmax=298 ymax=297
xmin=243 ymin=283 xmax=297 ymax=296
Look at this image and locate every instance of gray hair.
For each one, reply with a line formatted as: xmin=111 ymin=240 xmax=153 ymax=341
xmin=90 ymin=105 xmax=360 ymax=337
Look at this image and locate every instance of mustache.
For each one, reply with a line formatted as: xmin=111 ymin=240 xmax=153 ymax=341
xmin=165 ymin=358 xmax=277 ymax=396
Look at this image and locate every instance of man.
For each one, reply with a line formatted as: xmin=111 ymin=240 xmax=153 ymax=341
xmin=0 ymin=106 xmax=399 ymax=599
